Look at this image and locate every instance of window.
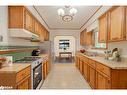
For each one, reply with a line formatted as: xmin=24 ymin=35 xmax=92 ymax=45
xmin=59 ymin=40 xmax=70 ymax=49
xmin=93 ymin=29 xmax=106 ymax=48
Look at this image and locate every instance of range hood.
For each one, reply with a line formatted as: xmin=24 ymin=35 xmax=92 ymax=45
xmin=9 ymin=29 xmax=40 ymax=41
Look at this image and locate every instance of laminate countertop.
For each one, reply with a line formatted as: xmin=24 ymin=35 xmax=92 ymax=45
xmin=77 ymin=52 xmax=127 ymax=69
xmin=0 ymin=64 xmax=30 ymax=73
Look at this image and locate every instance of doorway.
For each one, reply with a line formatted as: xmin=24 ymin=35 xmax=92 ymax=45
xmin=53 ymin=36 xmax=76 ymax=63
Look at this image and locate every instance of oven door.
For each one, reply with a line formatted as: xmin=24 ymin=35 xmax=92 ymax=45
xmin=33 ymin=63 xmax=42 ymax=89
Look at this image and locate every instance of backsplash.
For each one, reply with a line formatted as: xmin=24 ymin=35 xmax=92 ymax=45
xmin=0 ymin=46 xmax=39 ymax=50
xmin=0 ymin=52 xmax=31 ymax=61
xmin=0 ymin=46 xmax=39 ymax=61
xmin=81 ymin=41 xmax=127 ymax=58
xmin=108 ymin=41 xmax=127 ymax=58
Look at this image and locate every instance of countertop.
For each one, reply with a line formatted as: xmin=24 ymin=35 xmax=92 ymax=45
xmin=0 ymin=54 xmax=48 ymax=73
xmin=77 ymin=52 xmax=127 ymax=69
xmin=0 ymin=64 xmax=30 ymax=73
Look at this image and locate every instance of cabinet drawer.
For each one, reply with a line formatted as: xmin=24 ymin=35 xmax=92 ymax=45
xmin=88 ymin=60 xmax=96 ymax=68
xmin=16 ymin=66 xmax=31 ymax=83
xmin=96 ymin=63 xmax=110 ymax=77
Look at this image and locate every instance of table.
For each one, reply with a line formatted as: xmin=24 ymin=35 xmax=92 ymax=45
xmin=59 ymin=52 xmax=72 ymax=59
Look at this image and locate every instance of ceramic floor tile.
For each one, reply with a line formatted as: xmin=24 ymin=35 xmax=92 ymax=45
xmin=40 ymin=63 xmax=91 ymax=89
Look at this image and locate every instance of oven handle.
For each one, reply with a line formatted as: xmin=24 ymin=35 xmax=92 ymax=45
xmin=35 ymin=72 xmax=39 ymax=76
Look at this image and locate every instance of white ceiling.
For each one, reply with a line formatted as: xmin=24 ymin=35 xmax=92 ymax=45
xmin=34 ymin=6 xmax=100 ymax=30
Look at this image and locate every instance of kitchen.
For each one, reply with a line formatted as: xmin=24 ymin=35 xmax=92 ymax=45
xmin=0 ymin=5 xmax=127 ymax=91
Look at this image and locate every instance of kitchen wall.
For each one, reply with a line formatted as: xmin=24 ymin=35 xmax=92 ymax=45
xmin=50 ymin=30 xmax=80 ymax=57
xmin=54 ymin=36 xmax=76 ymax=57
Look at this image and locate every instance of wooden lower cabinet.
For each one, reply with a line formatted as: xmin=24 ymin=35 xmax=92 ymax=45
xmin=96 ymin=72 xmax=110 ymax=89
xmin=76 ymin=53 xmax=127 ymax=89
xmin=0 ymin=65 xmax=31 ymax=89
xmin=79 ymin=60 xmax=83 ymax=74
xmin=89 ymin=67 xmax=96 ymax=88
xmin=17 ymin=76 xmax=31 ymax=89
xmin=43 ymin=62 xmax=47 ymax=80
xmin=42 ymin=59 xmax=50 ymax=80
xmin=83 ymin=62 xmax=89 ymax=82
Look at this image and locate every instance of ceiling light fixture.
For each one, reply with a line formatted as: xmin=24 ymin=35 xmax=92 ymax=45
xmin=57 ymin=6 xmax=77 ymax=22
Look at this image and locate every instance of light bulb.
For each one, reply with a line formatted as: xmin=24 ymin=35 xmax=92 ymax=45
xmin=57 ymin=8 xmax=65 ymax=16
xmin=69 ymin=8 xmax=77 ymax=16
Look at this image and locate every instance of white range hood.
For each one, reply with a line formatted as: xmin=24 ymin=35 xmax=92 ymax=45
xmin=9 ymin=29 xmax=40 ymax=41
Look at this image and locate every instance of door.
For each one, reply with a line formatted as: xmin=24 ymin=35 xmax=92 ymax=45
xmin=99 ymin=13 xmax=108 ymax=42
xmin=108 ymin=6 xmax=125 ymax=42
xmin=89 ymin=67 xmax=96 ymax=88
xmin=96 ymin=72 xmax=110 ymax=89
xmin=25 ymin=10 xmax=34 ymax=32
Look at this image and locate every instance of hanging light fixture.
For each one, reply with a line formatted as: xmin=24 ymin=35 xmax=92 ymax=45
xmin=57 ymin=6 xmax=77 ymax=22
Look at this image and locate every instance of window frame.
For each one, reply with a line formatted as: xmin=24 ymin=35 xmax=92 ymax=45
xmin=92 ymin=28 xmax=107 ymax=49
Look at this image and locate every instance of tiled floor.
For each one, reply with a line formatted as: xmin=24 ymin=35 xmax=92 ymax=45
xmin=40 ymin=63 xmax=91 ymax=89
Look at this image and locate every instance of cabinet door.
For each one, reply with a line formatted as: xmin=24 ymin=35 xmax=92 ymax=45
xmin=79 ymin=60 xmax=83 ymax=75
xmin=8 ymin=6 xmax=24 ymax=28
xmin=34 ymin=20 xmax=40 ymax=36
xmin=43 ymin=62 xmax=47 ymax=80
xmin=17 ymin=78 xmax=29 ymax=89
xmin=83 ymin=62 xmax=89 ymax=82
xmin=96 ymin=72 xmax=110 ymax=89
xmin=77 ymin=57 xmax=80 ymax=69
xmin=89 ymin=67 xmax=96 ymax=88
xmin=25 ymin=10 xmax=34 ymax=32
xmin=39 ymin=27 xmax=44 ymax=41
xmin=86 ymin=32 xmax=92 ymax=45
xmin=80 ymin=30 xmax=86 ymax=46
xmin=80 ymin=31 xmax=83 ymax=45
xmin=99 ymin=13 xmax=108 ymax=42
xmin=108 ymin=6 xmax=125 ymax=42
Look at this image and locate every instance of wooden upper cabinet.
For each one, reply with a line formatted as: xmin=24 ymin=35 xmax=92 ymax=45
xmin=80 ymin=31 xmax=83 ymax=45
xmin=126 ymin=7 xmax=127 ymax=40
xmin=98 ymin=13 xmax=108 ymax=43
xmin=8 ymin=6 xmax=49 ymax=41
xmin=8 ymin=6 xmax=24 ymax=28
xmin=34 ymin=19 xmax=41 ymax=36
xmin=44 ymin=29 xmax=49 ymax=41
xmin=24 ymin=10 xmax=34 ymax=33
xmin=108 ymin=6 xmax=126 ymax=42
xmin=86 ymin=31 xmax=92 ymax=45
xmin=39 ymin=26 xmax=45 ymax=41
xmin=80 ymin=29 xmax=86 ymax=46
